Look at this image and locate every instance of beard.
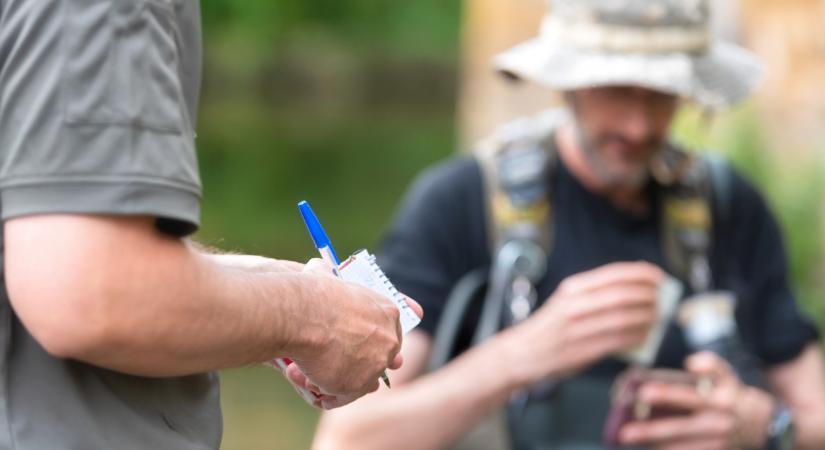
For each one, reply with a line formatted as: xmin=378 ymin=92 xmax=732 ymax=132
xmin=574 ymin=123 xmax=665 ymax=191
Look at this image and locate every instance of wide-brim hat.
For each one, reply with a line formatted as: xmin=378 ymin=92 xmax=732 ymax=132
xmin=493 ymin=0 xmax=764 ymax=109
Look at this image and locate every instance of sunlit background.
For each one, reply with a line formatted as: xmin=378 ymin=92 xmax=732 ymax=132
xmin=193 ymin=1 xmax=825 ymax=448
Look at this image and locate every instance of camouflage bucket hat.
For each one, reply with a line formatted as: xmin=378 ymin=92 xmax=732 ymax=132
xmin=493 ymin=0 xmax=764 ymax=108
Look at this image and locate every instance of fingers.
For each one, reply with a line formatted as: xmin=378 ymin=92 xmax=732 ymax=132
xmin=619 ymin=356 xmax=744 ymax=449
xmin=653 ymin=438 xmax=729 ymax=450
xmin=285 ymin=362 xmax=309 ymax=388
xmin=620 ymin=411 xmax=735 ymax=446
xmin=567 ymin=304 xmax=655 ymax=342
xmin=388 ymin=352 xmax=404 ymax=370
xmin=557 ymin=261 xmax=664 ymax=295
xmin=566 ymin=284 xmax=658 ymax=321
xmin=285 ymin=363 xmax=325 ymax=396
xmin=405 ymin=296 xmax=424 ymax=319
xmin=639 ymin=382 xmax=706 ymax=413
xmin=685 ymin=352 xmax=741 ymax=410
xmin=686 ymin=352 xmax=735 ymax=382
xmin=288 ymin=357 xmax=392 ymax=408
xmin=283 ymin=363 xmax=328 ymax=408
xmin=303 ymin=258 xmax=338 ymax=277
xmin=319 ymin=380 xmax=381 ymax=410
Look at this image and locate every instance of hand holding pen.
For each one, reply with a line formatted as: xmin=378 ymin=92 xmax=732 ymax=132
xmin=272 ymin=201 xmax=421 ymax=409
xmin=297 ymin=201 xmax=392 ymax=388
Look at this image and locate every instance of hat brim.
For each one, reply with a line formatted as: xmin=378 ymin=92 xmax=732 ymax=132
xmin=493 ymin=37 xmax=763 ymax=108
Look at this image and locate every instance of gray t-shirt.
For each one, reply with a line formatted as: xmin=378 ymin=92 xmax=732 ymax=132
xmin=0 ymin=1 xmax=221 ymax=448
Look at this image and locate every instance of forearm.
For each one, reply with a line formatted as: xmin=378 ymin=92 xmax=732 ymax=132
xmin=745 ymin=389 xmax=825 ymax=450
xmin=766 ymin=344 xmax=825 ymax=450
xmin=790 ymin=408 xmax=825 ymax=449
xmin=82 ymin=242 xmax=331 ymax=376
xmin=6 ymin=215 xmax=334 ymax=377
xmin=315 ymin=329 xmax=528 ymax=450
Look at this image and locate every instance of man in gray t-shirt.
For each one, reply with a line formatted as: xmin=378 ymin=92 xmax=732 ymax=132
xmin=0 ymin=1 xmax=417 ymax=448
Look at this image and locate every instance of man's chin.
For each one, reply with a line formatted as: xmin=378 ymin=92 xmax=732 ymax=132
xmin=604 ymin=168 xmax=650 ymax=190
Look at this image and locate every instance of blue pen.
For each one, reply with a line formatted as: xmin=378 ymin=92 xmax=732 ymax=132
xmin=298 ymin=201 xmax=342 ymax=276
xmin=298 ymin=200 xmax=391 ymax=388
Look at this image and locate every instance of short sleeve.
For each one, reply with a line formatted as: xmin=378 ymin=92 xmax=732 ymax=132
xmin=379 ymin=158 xmax=489 ymax=336
xmin=0 ymin=0 xmax=202 ymax=236
xmin=723 ymin=169 xmax=819 ymax=365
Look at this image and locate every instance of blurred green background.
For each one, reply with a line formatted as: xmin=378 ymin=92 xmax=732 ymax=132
xmin=196 ymin=2 xmax=463 ymax=449
xmin=194 ymin=2 xmax=825 ymax=449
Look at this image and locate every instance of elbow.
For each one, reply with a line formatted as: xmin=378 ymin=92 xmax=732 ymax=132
xmin=30 ymin=309 xmax=114 ymax=361
xmin=7 ymin=272 xmax=125 ymax=361
xmin=3 ymin=215 xmax=177 ymax=363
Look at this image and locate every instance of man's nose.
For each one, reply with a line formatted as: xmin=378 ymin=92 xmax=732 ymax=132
xmin=620 ymin=102 xmax=654 ymax=144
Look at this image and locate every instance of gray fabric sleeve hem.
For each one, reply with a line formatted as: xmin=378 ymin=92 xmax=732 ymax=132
xmin=1 ymin=181 xmax=201 ymax=236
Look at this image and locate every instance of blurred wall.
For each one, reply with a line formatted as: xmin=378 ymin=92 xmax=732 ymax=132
xmin=458 ymin=0 xmax=825 ymax=148
xmin=457 ymin=0 xmax=551 ymax=146
xmin=742 ymin=0 xmax=825 ymax=146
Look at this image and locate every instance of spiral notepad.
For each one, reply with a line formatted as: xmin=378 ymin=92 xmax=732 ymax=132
xmin=338 ymin=249 xmax=421 ymax=334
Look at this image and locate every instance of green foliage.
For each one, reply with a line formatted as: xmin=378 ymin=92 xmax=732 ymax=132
xmin=201 ymin=0 xmax=463 ymax=60
xmin=197 ymin=3 xmax=463 ymax=449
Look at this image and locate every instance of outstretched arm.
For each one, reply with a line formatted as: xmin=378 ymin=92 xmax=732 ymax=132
xmin=6 ymin=214 xmax=403 ymax=405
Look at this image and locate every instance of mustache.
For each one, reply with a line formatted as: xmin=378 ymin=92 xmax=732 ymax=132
xmin=596 ymin=133 xmax=665 ymax=153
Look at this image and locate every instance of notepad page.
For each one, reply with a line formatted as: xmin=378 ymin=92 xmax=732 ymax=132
xmin=339 ymin=249 xmax=421 ymax=334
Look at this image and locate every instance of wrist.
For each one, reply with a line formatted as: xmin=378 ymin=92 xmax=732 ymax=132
xmin=267 ymin=272 xmax=335 ymax=361
xmin=737 ymin=387 xmax=777 ymax=449
xmin=764 ymin=402 xmax=796 ymax=450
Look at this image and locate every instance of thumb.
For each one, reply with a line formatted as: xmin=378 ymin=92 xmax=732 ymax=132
xmin=686 ymin=351 xmax=739 ymax=395
xmin=686 ymin=351 xmax=734 ymax=379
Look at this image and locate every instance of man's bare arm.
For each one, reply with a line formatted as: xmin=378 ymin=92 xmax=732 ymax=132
xmin=313 ymin=262 xmax=663 ymax=450
xmin=5 ymin=214 xmax=402 ymax=400
xmin=313 ymin=329 xmax=526 ymax=450
xmin=768 ymin=343 xmax=825 ymax=449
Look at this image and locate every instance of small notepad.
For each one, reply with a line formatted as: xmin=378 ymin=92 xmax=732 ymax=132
xmin=339 ymin=249 xmax=421 ymax=334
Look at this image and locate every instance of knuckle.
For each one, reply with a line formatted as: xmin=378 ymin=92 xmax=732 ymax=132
xmin=386 ymin=304 xmax=401 ymax=321
xmin=306 ymin=258 xmax=325 ymax=268
xmin=389 ymin=338 xmax=401 ymax=357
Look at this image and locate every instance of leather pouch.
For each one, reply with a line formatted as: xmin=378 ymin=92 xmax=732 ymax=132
xmin=603 ymin=367 xmax=697 ymax=447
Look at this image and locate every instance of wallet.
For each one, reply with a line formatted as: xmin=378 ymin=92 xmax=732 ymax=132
xmin=602 ymin=367 xmax=697 ymax=447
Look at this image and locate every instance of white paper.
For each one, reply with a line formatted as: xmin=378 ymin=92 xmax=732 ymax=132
xmin=338 ymin=249 xmax=421 ymax=334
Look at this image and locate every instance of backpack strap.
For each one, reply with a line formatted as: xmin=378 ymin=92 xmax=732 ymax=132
xmin=476 ymin=111 xmax=565 ymax=339
xmin=706 ymin=154 xmax=734 ymax=228
xmin=475 ymin=109 xmax=565 ymax=258
xmin=655 ymin=144 xmax=733 ymax=293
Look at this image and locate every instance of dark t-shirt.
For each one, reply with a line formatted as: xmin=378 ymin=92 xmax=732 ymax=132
xmin=381 ymin=154 xmax=818 ymax=370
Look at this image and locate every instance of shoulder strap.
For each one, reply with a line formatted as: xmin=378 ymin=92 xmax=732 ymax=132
xmin=657 ymin=144 xmax=733 ymax=293
xmin=470 ymin=110 xmax=562 ymax=344
xmin=706 ymin=154 xmax=734 ymax=227
xmin=475 ymin=109 xmax=564 ymax=257
xmin=427 ymin=112 xmax=562 ymax=370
